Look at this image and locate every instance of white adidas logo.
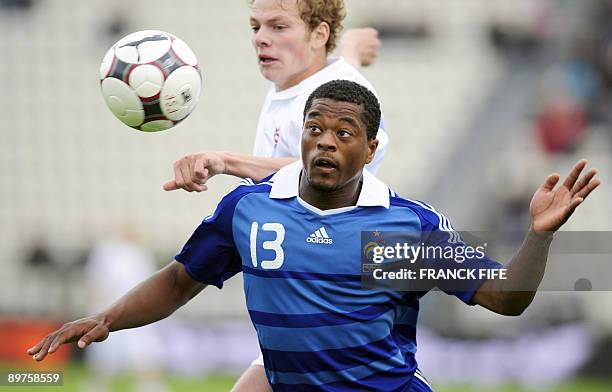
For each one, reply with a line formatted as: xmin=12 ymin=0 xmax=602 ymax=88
xmin=306 ymin=226 xmax=333 ymax=245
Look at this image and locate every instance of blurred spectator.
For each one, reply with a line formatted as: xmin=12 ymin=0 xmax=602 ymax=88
xmin=487 ymin=0 xmax=558 ymax=58
xmin=82 ymin=225 xmax=168 ymax=392
xmin=23 ymin=236 xmax=55 ymax=269
xmin=102 ymin=0 xmax=133 ymax=43
xmin=488 ymin=23 xmax=542 ymax=57
xmin=0 ymin=0 xmax=34 ymax=11
xmin=571 ymin=0 xmax=612 ymax=125
xmin=105 ymin=13 xmax=128 ymax=40
xmin=533 ymin=58 xmax=594 ymax=156
xmin=535 ymin=97 xmax=586 ymax=155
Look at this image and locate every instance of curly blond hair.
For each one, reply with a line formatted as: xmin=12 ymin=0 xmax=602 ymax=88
xmin=250 ymin=0 xmax=346 ymax=53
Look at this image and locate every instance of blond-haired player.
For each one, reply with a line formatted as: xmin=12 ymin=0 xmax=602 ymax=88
xmin=163 ymin=0 xmax=388 ymax=193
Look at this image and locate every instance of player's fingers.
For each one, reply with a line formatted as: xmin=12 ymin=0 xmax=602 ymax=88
xmin=27 ymin=336 xmax=47 ymax=357
xmin=194 ymin=156 xmax=209 ymax=180
xmin=200 ymin=168 xmax=209 ymax=184
xmin=181 ymin=160 xmax=205 ymax=192
xmin=188 ymin=156 xmax=203 ymax=186
xmin=541 ymin=173 xmax=560 ymax=191
xmin=77 ymin=325 xmax=109 ymax=349
xmin=575 ymin=178 xmax=601 ymax=200
xmin=48 ymin=329 xmax=76 ymax=354
xmin=567 ymin=197 xmax=584 ymax=215
xmin=187 ymin=165 xmax=206 ymax=191
xmin=188 ymin=162 xmax=207 ymax=191
xmin=178 ymin=162 xmax=195 ymax=192
xmin=32 ymin=335 xmax=55 ymax=361
xmin=173 ymin=160 xmax=187 ymax=190
xmin=163 ymin=180 xmax=179 ymax=191
xmin=191 ymin=183 xmax=206 ymax=192
xmin=27 ymin=338 xmax=46 ymax=355
xmin=571 ymin=168 xmax=598 ymax=195
xmin=562 ymin=159 xmax=587 ymax=190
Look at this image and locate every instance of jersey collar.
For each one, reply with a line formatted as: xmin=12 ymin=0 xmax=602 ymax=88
xmin=269 ymin=160 xmax=390 ymax=208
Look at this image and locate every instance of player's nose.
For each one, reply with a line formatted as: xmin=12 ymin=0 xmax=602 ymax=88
xmin=317 ymin=130 xmax=337 ymax=151
xmin=254 ymin=27 xmax=271 ymax=47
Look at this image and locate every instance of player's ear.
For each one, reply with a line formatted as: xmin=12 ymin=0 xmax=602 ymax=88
xmin=365 ymin=138 xmax=378 ymax=164
xmin=311 ymin=21 xmax=330 ymax=51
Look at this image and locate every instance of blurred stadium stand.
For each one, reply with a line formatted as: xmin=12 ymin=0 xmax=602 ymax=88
xmin=1 ymin=0 xmax=611 ymax=387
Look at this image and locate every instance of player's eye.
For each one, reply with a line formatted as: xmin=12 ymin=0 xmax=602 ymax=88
xmin=337 ymin=129 xmax=352 ymax=137
xmin=251 ymin=26 xmax=260 ymax=33
xmin=273 ymin=25 xmax=286 ymax=31
xmin=308 ymin=124 xmax=321 ymax=133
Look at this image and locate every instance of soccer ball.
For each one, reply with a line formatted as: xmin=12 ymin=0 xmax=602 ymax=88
xmin=99 ymin=30 xmax=202 ymax=132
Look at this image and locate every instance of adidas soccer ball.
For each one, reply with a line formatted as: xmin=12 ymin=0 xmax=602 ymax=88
xmin=99 ymin=30 xmax=202 ymax=132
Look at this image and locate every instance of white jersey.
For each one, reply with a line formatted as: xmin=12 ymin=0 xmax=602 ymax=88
xmin=252 ymin=57 xmax=389 ymax=174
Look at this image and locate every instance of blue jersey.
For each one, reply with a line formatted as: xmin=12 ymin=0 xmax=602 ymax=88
xmin=176 ymin=161 xmax=501 ymax=392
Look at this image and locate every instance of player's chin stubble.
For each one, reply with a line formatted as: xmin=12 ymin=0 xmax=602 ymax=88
xmin=305 ymin=173 xmax=339 ymax=193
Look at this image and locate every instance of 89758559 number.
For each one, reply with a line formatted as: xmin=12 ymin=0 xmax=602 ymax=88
xmin=1 ymin=371 xmax=63 ymax=386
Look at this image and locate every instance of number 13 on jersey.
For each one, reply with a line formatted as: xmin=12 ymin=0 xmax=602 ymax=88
xmin=249 ymin=222 xmax=285 ymax=269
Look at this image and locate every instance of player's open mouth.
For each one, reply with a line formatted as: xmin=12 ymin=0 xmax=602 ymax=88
xmin=314 ymin=157 xmax=338 ymax=172
xmin=259 ymin=55 xmax=278 ymax=65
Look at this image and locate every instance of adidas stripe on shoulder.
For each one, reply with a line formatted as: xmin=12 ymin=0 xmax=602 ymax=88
xmin=403 ymin=198 xmax=463 ymax=244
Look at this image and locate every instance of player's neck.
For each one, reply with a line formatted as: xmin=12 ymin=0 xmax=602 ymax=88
xmin=299 ymin=175 xmax=363 ymax=210
xmin=275 ymin=55 xmax=328 ymax=92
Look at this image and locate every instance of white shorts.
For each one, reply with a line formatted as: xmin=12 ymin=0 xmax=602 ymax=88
xmin=250 ymin=353 xmax=264 ymax=367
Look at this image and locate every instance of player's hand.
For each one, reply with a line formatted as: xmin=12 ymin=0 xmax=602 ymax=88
xmin=339 ymin=28 xmax=380 ymax=68
xmin=163 ymin=151 xmax=226 ymax=192
xmin=530 ymin=159 xmax=600 ymax=233
xmin=26 ymin=316 xmax=110 ymax=362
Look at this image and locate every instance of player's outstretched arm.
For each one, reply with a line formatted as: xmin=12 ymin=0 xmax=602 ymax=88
xmin=472 ymin=159 xmax=600 ymax=316
xmin=27 ymin=261 xmax=205 ymax=361
xmin=339 ymin=28 xmax=381 ymax=69
xmin=163 ymin=151 xmax=297 ymax=192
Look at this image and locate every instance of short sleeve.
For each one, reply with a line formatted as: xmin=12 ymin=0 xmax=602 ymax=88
xmin=175 ymin=192 xmax=244 ymax=289
xmin=413 ymin=201 xmax=503 ymax=305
